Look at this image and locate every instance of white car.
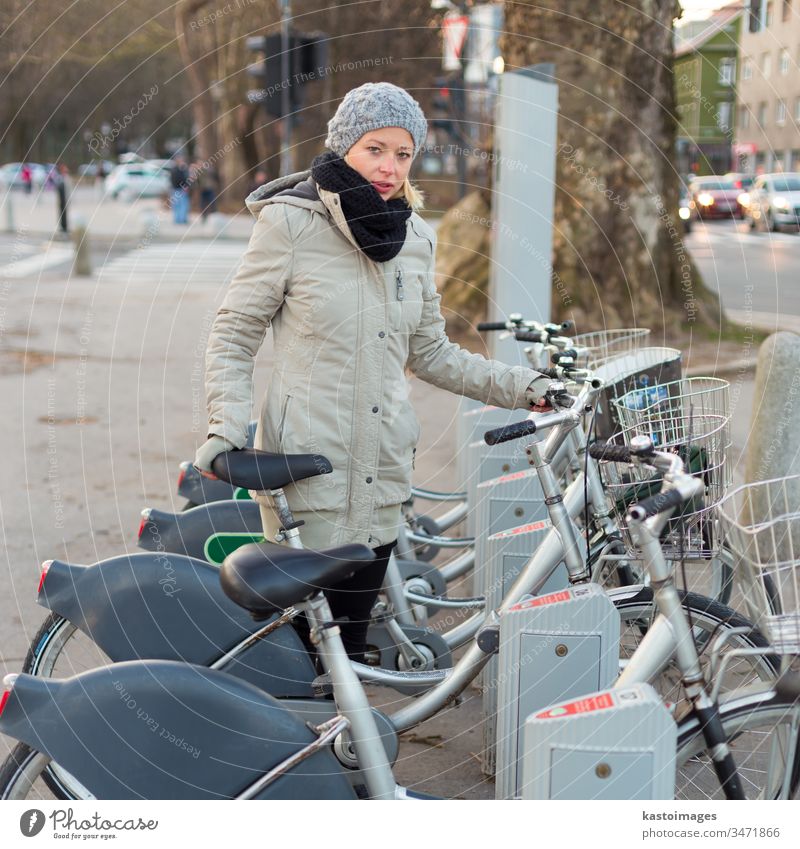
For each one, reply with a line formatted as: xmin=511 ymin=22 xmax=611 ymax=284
xmin=745 ymin=172 xmax=800 ymax=232
xmin=0 ymin=162 xmax=48 ymax=188
xmin=104 ymin=163 xmax=170 ymax=201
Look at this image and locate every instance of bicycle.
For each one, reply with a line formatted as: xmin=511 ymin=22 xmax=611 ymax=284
xmin=522 ymin=440 xmax=800 ymax=800
xmin=1 ymin=445 xmax=794 ymax=799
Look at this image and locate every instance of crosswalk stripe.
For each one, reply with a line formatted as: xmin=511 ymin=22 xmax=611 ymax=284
xmin=1 ymin=247 xmax=73 ymax=278
xmin=98 ymin=242 xmax=247 ymax=285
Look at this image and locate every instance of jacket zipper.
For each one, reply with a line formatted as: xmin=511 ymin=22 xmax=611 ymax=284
xmin=396 ymin=267 xmax=404 ymax=301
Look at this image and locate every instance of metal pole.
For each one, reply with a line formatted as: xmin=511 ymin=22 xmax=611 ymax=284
xmin=2 ymin=185 xmax=14 ymax=233
xmin=279 ymin=0 xmax=293 ymax=176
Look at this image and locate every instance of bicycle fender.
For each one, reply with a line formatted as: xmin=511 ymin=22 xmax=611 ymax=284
xmin=0 ymin=662 xmax=356 ymax=800
xmin=138 ymin=500 xmax=263 ymax=560
xmin=38 ymin=554 xmax=317 ymax=697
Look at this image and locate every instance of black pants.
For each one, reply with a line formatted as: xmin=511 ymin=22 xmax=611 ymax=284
xmin=293 ymin=540 xmax=395 ymax=664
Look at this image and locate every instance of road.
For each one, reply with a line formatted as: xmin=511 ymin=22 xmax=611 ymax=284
xmin=686 ymin=218 xmax=800 ymax=318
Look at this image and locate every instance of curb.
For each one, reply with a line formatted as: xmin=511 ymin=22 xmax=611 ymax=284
xmin=685 ymin=358 xmax=756 ymax=378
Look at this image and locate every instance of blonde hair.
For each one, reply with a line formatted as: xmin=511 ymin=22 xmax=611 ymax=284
xmin=399 ymin=177 xmax=425 ymax=211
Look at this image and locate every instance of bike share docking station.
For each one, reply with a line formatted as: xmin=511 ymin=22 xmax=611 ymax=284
xmin=490 ymin=583 xmax=621 ymax=798
xmin=520 ymin=682 xmax=676 ymax=800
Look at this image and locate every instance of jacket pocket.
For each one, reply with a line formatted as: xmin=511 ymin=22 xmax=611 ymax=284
xmin=277 ymin=391 xmax=293 ymax=450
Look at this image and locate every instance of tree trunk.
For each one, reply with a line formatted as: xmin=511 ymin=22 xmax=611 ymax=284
xmin=500 ymin=0 xmax=720 ymax=333
xmin=175 ymin=0 xmax=218 ymax=162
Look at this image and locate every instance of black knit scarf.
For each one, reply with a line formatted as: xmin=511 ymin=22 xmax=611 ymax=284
xmin=311 ymin=150 xmax=411 ymax=263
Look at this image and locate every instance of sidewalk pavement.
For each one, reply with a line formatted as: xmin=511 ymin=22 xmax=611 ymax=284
xmin=1 ymin=183 xmax=256 ymax=244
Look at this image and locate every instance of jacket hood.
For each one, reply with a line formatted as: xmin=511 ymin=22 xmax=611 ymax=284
xmin=245 ymin=170 xmax=318 ymax=217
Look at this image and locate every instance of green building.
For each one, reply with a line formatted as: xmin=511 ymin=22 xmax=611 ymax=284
xmin=674 ymin=3 xmax=743 ymax=176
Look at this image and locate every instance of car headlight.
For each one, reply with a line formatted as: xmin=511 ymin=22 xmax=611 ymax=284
xmin=697 ymin=193 xmax=714 ymax=206
xmin=678 ymin=207 xmax=691 ymax=220
xmin=737 ymin=192 xmax=750 ymax=207
xmin=773 ymin=197 xmax=790 ymax=210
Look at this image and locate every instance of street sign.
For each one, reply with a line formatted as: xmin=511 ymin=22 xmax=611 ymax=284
xmin=443 ymin=14 xmax=468 ymax=71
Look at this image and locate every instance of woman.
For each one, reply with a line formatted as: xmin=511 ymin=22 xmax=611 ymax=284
xmin=194 ymin=82 xmax=552 ymax=661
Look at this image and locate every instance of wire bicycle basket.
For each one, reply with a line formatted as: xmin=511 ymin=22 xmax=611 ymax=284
xmin=597 ymin=379 xmax=732 ymax=557
xmin=716 ymin=475 xmax=800 ymax=654
xmin=572 ymin=328 xmax=651 ymax=368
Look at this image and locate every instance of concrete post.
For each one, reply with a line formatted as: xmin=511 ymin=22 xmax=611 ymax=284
xmin=71 ymin=213 xmax=92 ymax=276
xmin=744 ymin=332 xmax=800 ymax=486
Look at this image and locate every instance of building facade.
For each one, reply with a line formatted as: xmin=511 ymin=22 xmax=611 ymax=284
xmin=734 ymin=0 xmax=800 ymax=173
xmin=674 ymin=4 xmax=743 ymax=176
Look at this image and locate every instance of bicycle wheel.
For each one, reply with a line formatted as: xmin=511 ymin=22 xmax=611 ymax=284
xmin=593 ymin=537 xmax=734 ymax=605
xmin=614 ymin=588 xmax=777 ymax=707
xmin=0 ymin=743 xmax=92 ymax=800
xmin=24 ymin=612 xmax=112 ymax=679
xmin=675 ymin=691 xmax=800 ymax=799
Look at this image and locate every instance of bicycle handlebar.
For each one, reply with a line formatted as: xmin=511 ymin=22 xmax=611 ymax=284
xmin=476 ymin=321 xmax=509 ymax=331
xmin=628 ymin=488 xmax=689 ymax=521
xmin=484 ymin=418 xmax=537 ymax=446
xmin=588 ymin=442 xmax=633 ymax=463
xmin=514 ymin=329 xmax=547 ymax=343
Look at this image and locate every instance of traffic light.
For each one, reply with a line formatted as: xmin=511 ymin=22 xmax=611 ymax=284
xmin=431 ymin=76 xmax=454 ymax=132
xmin=246 ymin=32 xmax=329 ymax=119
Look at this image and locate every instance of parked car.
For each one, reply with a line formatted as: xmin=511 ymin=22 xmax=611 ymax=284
xmin=678 ymin=183 xmax=694 ymax=233
xmin=744 ymin=172 xmax=800 ymax=232
xmin=104 ymin=163 xmax=170 ymax=201
xmin=78 ymin=160 xmax=115 ymax=178
xmin=724 ymin=172 xmax=756 ymax=215
xmin=0 ymin=162 xmax=48 ymax=188
xmin=688 ymin=176 xmax=743 ymax=220
xmin=724 ymin=172 xmax=755 ymax=191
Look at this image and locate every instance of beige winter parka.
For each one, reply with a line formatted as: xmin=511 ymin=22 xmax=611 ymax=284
xmin=205 ymin=171 xmax=550 ymax=549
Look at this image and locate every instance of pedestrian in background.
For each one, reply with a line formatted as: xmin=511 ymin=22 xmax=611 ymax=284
xmin=246 ymin=169 xmax=267 ymax=199
xmin=170 ymin=156 xmax=191 ymax=224
xmin=54 ymin=163 xmax=71 ymax=235
xmin=21 ymin=164 xmax=33 ymax=194
xmin=194 ymin=82 xmax=553 ymax=662
xmin=195 ymin=162 xmax=218 ymax=222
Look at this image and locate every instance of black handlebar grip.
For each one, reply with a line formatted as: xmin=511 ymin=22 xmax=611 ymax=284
xmin=552 ymin=349 xmax=578 ymax=363
xmin=514 ymin=330 xmax=546 ymax=343
xmin=629 ymin=488 xmax=688 ymax=521
xmin=484 ymin=419 xmax=537 ymax=446
xmin=588 ymin=442 xmax=632 ymax=463
xmin=477 ymin=321 xmax=508 ymax=331
xmin=538 ymin=368 xmax=561 ymax=380
xmin=560 ymin=320 xmax=574 ymax=331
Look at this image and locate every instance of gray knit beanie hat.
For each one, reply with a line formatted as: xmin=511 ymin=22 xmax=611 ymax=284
xmin=325 ymin=82 xmax=427 ymax=159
